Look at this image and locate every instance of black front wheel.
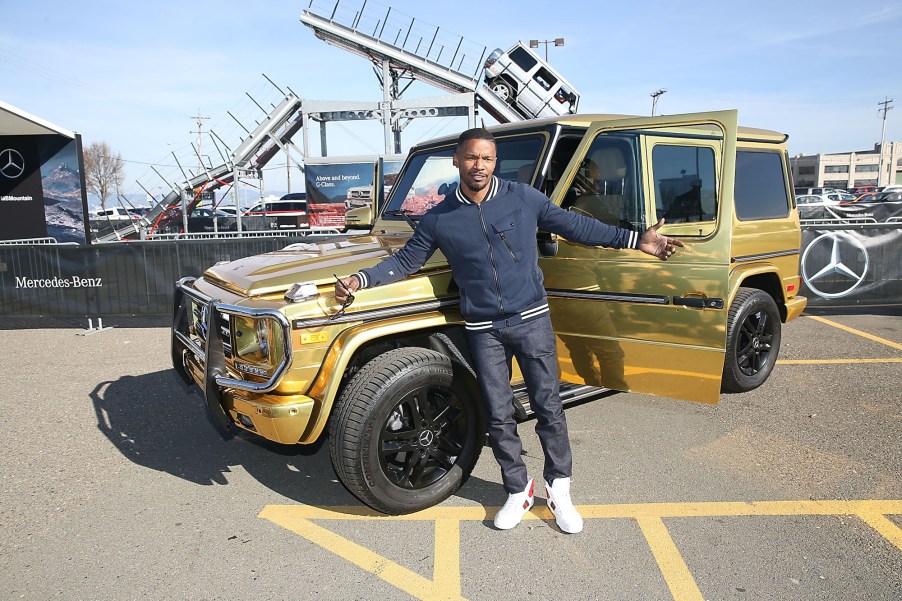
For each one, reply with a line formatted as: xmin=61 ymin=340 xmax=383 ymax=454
xmin=722 ymin=288 xmax=782 ymax=392
xmin=329 ymin=347 xmax=484 ymax=514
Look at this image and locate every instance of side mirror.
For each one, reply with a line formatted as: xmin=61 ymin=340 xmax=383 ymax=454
xmin=345 ymin=205 xmax=374 ymax=228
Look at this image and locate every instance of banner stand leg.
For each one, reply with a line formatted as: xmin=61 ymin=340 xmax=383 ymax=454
xmin=77 ymin=317 xmax=115 ymax=336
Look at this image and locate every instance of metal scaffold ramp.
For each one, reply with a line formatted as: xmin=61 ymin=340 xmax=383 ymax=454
xmin=104 ymin=90 xmax=306 ymax=242
xmin=300 ymin=0 xmax=524 ymax=124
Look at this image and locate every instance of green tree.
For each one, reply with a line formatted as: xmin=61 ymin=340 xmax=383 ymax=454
xmin=83 ymin=141 xmax=124 ymax=209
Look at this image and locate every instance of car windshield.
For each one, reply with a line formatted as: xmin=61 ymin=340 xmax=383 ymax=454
xmin=383 ymin=134 xmax=546 ymax=219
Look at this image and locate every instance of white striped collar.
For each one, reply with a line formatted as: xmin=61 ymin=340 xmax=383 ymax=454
xmin=455 ymin=176 xmax=499 ymax=205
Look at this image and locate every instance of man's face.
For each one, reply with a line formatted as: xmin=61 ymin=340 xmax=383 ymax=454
xmin=454 ymin=138 xmax=496 ymax=196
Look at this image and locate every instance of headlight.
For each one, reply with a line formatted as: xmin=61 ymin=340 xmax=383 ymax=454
xmin=232 ymin=315 xmax=285 ymax=373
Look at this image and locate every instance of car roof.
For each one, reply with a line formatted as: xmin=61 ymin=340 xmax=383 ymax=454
xmin=413 ymin=113 xmax=788 ymax=150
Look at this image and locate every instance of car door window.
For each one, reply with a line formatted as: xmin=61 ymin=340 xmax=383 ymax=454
xmin=651 ymin=144 xmax=718 ymax=230
xmin=735 ymin=151 xmax=790 ymax=220
xmin=561 ymin=134 xmax=644 ymax=231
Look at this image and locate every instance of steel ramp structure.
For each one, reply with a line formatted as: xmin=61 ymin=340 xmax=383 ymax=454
xmin=96 ymin=93 xmax=305 ymax=242
xmin=300 ymin=0 xmax=525 ymax=124
xmin=143 ymin=92 xmax=304 ymax=239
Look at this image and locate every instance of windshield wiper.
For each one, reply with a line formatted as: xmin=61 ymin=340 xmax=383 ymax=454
xmin=384 ymin=209 xmax=418 ymax=229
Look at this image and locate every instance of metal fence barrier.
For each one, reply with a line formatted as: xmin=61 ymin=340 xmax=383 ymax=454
xmin=0 ymin=235 xmax=343 ymax=321
xmin=1 ymin=220 xmax=899 ymax=325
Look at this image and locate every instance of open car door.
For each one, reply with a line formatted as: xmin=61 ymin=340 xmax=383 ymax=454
xmin=541 ymin=110 xmax=739 ymax=404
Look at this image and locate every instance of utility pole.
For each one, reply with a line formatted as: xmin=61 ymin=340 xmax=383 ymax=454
xmin=651 ymin=89 xmax=667 ymax=116
xmin=877 ymin=97 xmax=893 ymax=187
xmin=191 ymin=111 xmax=210 ymax=175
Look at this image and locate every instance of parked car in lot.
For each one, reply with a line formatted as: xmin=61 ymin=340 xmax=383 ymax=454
xmin=126 ymin=207 xmax=150 ymax=218
xmin=187 ymin=207 xmax=237 ymax=232
xmin=172 ymin=110 xmax=807 ymax=514
xmin=90 ymin=206 xmax=139 ymax=222
xmin=797 ymin=194 xmax=838 ymax=206
xmin=848 ymin=185 xmax=877 ymax=195
xmin=825 ymin=192 xmax=857 ymax=203
xmin=847 ymin=191 xmax=902 ymax=204
xmin=244 ymin=193 xmax=309 ymax=229
xmin=794 ymin=187 xmax=842 ymax=196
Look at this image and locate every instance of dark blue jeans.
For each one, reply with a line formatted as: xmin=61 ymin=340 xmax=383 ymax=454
xmin=466 ymin=313 xmax=572 ymax=493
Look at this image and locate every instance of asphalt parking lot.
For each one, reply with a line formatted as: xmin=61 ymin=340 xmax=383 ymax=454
xmin=1 ymin=309 xmax=900 ymax=600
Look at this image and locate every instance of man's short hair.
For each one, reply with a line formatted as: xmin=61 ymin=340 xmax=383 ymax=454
xmin=456 ymin=127 xmax=495 ymax=150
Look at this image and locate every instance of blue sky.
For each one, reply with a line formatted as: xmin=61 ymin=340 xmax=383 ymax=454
xmin=2 ymin=0 xmax=900 ymax=200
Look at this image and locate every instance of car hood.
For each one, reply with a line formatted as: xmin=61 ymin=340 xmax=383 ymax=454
xmin=201 ymin=233 xmax=448 ymax=297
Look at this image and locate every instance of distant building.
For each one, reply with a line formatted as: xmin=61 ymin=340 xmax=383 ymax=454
xmin=790 ymin=142 xmax=902 ymax=190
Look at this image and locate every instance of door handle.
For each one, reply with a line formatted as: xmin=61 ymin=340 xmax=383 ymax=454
xmin=673 ymin=293 xmax=724 ymax=309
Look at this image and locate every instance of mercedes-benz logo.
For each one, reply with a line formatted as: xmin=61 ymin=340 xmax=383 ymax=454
xmin=0 ymin=148 xmax=26 ymax=179
xmin=801 ymin=231 xmax=869 ymax=299
xmin=418 ymin=430 xmax=435 ymax=447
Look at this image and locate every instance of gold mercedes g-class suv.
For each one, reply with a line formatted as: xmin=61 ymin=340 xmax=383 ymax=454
xmin=172 ymin=110 xmax=807 ymax=513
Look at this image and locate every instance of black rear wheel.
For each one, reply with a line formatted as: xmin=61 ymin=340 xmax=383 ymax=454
xmin=722 ymin=288 xmax=782 ymax=392
xmin=329 ymin=347 xmax=484 ymax=514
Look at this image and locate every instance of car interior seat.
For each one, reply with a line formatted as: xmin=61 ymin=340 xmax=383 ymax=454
xmin=564 ymin=146 xmax=628 ymax=226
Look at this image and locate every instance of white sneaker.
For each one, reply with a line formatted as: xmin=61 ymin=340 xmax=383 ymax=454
xmin=545 ymin=477 xmax=583 ymax=534
xmin=493 ymin=478 xmax=535 ymax=530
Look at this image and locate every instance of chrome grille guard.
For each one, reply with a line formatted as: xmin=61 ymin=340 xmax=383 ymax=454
xmin=171 ymin=277 xmax=293 ymax=395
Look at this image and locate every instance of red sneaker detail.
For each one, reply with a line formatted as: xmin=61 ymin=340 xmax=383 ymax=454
xmin=528 ymin=480 xmax=534 ymax=497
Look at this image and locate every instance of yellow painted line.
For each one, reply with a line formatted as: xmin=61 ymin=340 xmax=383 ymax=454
xmin=637 ymin=516 xmax=704 ymax=601
xmin=857 ymin=513 xmax=902 ymax=552
xmin=258 ymin=505 xmax=467 ymax=601
xmin=580 ymin=499 xmax=902 ymax=519
xmin=434 ymin=519 xmax=462 ymax=598
xmin=262 ymin=499 xmax=902 ymax=521
xmin=261 ymin=500 xmax=902 ymax=601
xmin=807 ymin=315 xmax=902 ymax=351
xmin=778 ymin=358 xmax=902 ymax=364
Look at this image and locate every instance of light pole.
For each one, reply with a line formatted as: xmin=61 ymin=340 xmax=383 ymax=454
xmin=651 ymin=89 xmax=667 ymax=116
xmin=877 ymin=97 xmax=893 ymax=187
xmin=529 ymin=38 xmax=565 ymax=62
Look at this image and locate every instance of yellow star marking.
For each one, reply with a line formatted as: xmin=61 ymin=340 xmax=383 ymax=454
xmin=260 ymin=500 xmax=902 ymax=601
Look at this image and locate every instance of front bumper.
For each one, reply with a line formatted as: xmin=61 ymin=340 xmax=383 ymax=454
xmin=171 ymin=277 xmax=306 ymax=441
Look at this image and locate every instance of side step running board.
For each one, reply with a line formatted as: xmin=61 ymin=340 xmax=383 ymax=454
xmin=512 ymin=382 xmax=615 ymax=419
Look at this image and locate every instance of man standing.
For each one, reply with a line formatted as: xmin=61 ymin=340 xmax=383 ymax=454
xmin=335 ymin=128 xmax=682 ymax=533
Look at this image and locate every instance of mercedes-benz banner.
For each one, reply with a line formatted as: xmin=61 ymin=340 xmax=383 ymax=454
xmin=800 ymin=201 xmax=902 ymax=306
xmin=0 ymin=136 xmax=47 ymax=241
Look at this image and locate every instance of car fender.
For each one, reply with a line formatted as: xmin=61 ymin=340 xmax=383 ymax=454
xmin=298 ymin=310 xmax=465 ymax=443
xmin=728 ymin=262 xmax=793 ymax=315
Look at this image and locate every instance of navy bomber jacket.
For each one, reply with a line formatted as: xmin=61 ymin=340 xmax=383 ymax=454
xmin=355 ymin=177 xmax=642 ymax=330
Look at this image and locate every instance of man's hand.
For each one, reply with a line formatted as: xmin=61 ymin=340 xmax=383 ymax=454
xmin=334 ymin=275 xmax=360 ymax=304
xmin=638 ymin=219 xmax=685 ymax=261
